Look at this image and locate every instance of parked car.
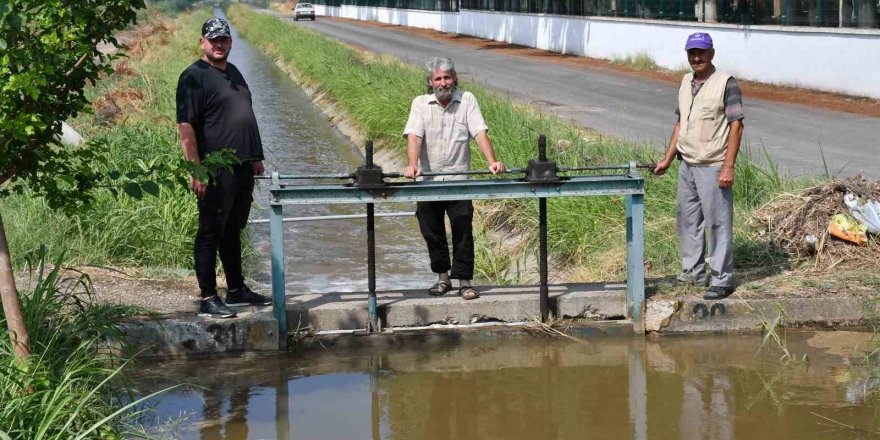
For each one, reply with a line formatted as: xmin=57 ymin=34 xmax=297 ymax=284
xmin=293 ymin=3 xmax=315 ymax=21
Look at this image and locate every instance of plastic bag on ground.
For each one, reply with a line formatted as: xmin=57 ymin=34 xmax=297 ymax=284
xmin=828 ymin=213 xmax=867 ymax=245
xmin=844 ymin=193 xmax=880 ymax=234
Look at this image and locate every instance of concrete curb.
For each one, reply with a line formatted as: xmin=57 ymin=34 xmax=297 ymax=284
xmin=286 ymin=283 xmax=626 ymax=331
xmin=648 ymin=296 xmax=878 ymax=333
xmin=120 ymin=287 xmax=878 ymax=356
xmin=122 ymin=309 xmax=279 ymax=357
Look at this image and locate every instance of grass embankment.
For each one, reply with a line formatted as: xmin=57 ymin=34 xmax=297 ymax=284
xmin=0 ymin=253 xmax=166 ymax=439
xmin=1 ymin=9 xmax=212 ymax=271
xmin=228 ymin=5 xmax=802 ymax=282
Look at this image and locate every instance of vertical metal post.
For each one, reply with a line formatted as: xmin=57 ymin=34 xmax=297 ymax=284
xmin=270 ymin=172 xmax=288 ymax=349
xmin=538 ymin=135 xmax=550 ymax=322
xmin=365 ymin=141 xmax=380 ymax=332
xmin=367 ymin=203 xmax=379 ymax=331
xmin=625 ymin=162 xmax=645 ymax=333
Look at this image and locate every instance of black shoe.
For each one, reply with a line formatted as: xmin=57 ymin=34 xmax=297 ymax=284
xmin=225 ymin=285 xmax=273 ymax=307
xmin=703 ymin=286 xmax=735 ymax=300
xmin=198 ymin=295 xmax=237 ymax=318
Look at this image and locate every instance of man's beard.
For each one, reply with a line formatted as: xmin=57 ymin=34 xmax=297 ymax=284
xmin=203 ymin=49 xmax=229 ymax=63
xmin=433 ymin=85 xmax=454 ymax=101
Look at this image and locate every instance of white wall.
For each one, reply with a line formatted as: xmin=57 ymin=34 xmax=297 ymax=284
xmin=315 ymin=6 xmax=880 ymax=99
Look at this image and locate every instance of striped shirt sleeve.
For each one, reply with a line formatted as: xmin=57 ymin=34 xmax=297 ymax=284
xmin=723 ymin=77 xmax=745 ymax=123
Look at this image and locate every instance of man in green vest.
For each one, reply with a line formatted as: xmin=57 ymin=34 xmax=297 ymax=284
xmin=653 ymin=32 xmax=745 ymax=300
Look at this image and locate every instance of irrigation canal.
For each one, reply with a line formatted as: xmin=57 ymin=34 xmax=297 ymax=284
xmin=224 ymin=11 xmax=434 ymax=294
xmin=136 ymin=332 xmax=879 ymax=439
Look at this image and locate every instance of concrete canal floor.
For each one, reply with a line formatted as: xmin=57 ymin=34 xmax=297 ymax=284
xmin=117 ymin=279 xmax=878 ymax=356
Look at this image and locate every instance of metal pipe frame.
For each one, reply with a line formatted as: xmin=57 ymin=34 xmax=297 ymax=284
xmin=268 ymin=171 xmax=646 ymax=346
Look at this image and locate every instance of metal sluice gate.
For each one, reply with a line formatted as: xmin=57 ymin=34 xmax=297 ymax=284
xmin=260 ymin=135 xmax=648 ymax=346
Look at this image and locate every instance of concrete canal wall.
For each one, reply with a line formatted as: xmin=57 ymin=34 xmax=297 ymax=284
xmin=316 ymin=5 xmax=880 ymax=99
xmin=123 ymin=284 xmax=878 ymax=356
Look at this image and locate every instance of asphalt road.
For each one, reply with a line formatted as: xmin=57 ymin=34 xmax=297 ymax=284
xmin=284 ymin=16 xmax=879 ymax=177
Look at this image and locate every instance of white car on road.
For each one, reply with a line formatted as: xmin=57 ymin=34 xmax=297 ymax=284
xmin=293 ymin=3 xmax=315 ymax=21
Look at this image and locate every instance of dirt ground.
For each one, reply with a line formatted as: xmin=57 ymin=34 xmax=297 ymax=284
xmin=16 ymin=261 xmax=874 ymax=319
xmin=327 ymin=17 xmax=880 ymax=118
xmin=14 ymin=266 xmax=200 ymax=318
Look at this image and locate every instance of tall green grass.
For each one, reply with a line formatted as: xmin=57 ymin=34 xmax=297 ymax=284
xmin=0 ymin=250 xmax=170 ymax=439
xmin=0 ymin=9 xmax=213 ymax=269
xmin=611 ymin=52 xmax=661 ymax=71
xmin=228 ymin=5 xmax=805 ymax=280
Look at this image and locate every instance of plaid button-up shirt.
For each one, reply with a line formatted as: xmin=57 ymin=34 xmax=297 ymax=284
xmin=403 ymin=90 xmax=489 ymax=181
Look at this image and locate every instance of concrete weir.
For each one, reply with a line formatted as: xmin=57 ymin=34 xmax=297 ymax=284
xmin=121 ymin=285 xmax=878 ymax=356
xmin=123 ymin=283 xmax=628 ymax=356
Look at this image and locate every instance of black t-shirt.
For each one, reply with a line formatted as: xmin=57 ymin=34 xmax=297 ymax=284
xmin=176 ymin=60 xmax=264 ymax=162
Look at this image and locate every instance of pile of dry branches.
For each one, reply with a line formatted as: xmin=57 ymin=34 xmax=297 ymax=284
xmin=752 ymin=175 xmax=880 ymax=268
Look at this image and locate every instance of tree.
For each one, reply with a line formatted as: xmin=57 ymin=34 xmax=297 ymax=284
xmin=0 ymin=0 xmax=146 ymax=359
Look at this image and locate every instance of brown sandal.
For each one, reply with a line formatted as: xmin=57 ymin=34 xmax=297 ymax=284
xmin=428 ymin=280 xmax=452 ymax=296
xmin=458 ymin=286 xmax=479 ymax=300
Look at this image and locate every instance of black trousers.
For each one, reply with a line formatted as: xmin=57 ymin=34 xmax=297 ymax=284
xmin=195 ymin=164 xmax=255 ymax=297
xmin=415 ymin=200 xmax=474 ymax=280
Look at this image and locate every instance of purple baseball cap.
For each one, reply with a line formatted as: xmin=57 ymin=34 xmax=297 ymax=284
xmin=685 ymin=32 xmax=713 ymax=50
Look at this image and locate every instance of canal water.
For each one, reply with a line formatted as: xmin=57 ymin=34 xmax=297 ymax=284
xmin=225 ymin=11 xmax=433 ymax=294
xmin=136 ymin=331 xmax=880 ymax=439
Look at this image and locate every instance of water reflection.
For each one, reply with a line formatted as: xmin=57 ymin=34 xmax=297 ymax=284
xmin=136 ymin=333 xmax=879 ymax=440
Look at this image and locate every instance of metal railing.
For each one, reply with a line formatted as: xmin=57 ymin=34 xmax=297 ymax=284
xmin=264 ymin=135 xmax=648 ymax=349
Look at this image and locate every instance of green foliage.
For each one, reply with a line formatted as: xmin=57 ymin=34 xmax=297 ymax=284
xmin=1 ymin=8 xmax=242 ymax=268
xmin=0 ymin=248 xmax=168 ymax=439
xmin=0 ymin=0 xmax=146 ymax=210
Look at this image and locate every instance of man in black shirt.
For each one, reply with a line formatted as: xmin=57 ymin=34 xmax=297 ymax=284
xmin=177 ymin=17 xmax=272 ymax=318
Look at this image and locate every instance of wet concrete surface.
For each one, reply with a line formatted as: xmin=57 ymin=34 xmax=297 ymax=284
xmin=135 ymin=331 xmax=880 ymax=439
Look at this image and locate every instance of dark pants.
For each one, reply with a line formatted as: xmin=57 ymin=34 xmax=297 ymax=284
xmin=195 ymin=164 xmax=255 ymax=297
xmin=415 ymin=200 xmax=474 ymax=280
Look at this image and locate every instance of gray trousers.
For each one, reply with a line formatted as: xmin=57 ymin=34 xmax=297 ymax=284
xmin=676 ymin=162 xmax=734 ymax=287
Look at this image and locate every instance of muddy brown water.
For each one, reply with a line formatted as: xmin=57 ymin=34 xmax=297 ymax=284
xmin=135 ymin=331 xmax=880 ymax=439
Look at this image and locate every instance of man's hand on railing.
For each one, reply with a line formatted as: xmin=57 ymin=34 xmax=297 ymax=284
xmin=403 ymin=165 xmax=422 ymax=179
